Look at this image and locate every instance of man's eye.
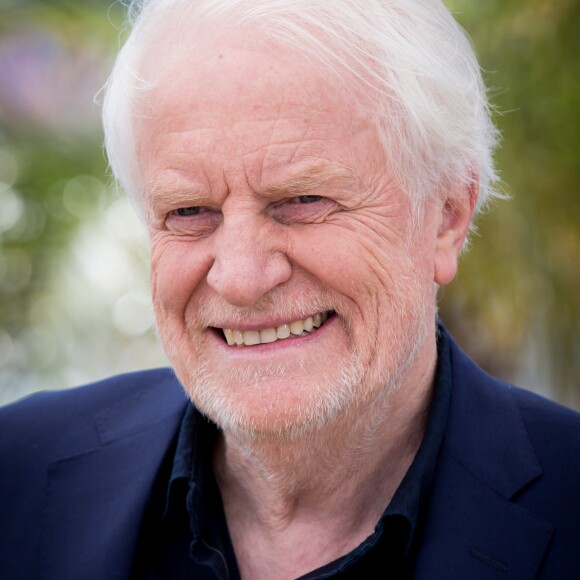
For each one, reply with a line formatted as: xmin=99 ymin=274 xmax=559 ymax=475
xmin=272 ymin=194 xmax=337 ymax=225
xmin=165 ymin=205 xmax=220 ymax=237
xmin=174 ymin=207 xmax=203 ymax=217
xmin=289 ymin=195 xmax=323 ymax=204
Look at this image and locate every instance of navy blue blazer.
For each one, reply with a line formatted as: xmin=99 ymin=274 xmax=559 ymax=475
xmin=1 ymin=334 xmax=580 ymax=579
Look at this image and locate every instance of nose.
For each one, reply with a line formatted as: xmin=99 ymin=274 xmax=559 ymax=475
xmin=206 ymin=215 xmax=292 ymax=307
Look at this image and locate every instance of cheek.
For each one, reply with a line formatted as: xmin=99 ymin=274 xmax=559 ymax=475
xmin=150 ymin=238 xmax=211 ymax=313
xmin=288 ymin=225 xmax=408 ymax=303
xmin=287 ymin=224 xmax=436 ymax=348
xmin=286 ymin=228 xmax=390 ymax=354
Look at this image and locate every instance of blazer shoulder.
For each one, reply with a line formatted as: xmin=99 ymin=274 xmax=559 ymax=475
xmin=508 ymin=383 xmax=580 ymax=430
xmin=1 ymin=367 xmax=178 ymax=415
xmin=508 ymin=384 xmax=580 ymax=481
xmin=445 ymin=329 xmax=580 ymax=497
xmin=447 ymin=328 xmax=580 ymax=441
xmin=0 ymin=368 xmax=184 ymax=464
xmin=0 ymin=369 xmax=187 ymax=579
xmin=431 ymin=331 xmax=580 ymax=577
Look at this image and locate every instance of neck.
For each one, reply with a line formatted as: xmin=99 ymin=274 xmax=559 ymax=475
xmin=212 ymin=336 xmax=437 ymax=578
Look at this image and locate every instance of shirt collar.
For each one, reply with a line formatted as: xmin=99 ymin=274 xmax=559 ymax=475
xmin=162 ymin=404 xmax=216 ymax=524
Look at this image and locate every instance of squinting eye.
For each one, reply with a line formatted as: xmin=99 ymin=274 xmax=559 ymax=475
xmin=290 ymin=195 xmax=323 ymax=204
xmin=165 ymin=205 xmax=220 ymax=237
xmin=272 ymin=194 xmax=337 ymax=225
xmin=174 ymin=206 xmax=204 ymax=217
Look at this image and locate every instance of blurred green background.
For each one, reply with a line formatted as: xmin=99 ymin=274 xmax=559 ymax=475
xmin=0 ymin=0 xmax=578 ymax=408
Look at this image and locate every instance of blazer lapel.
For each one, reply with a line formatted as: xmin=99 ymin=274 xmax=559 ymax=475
xmin=414 ymin=339 xmax=554 ymax=579
xmin=414 ymin=449 xmax=553 ymax=579
xmin=41 ymin=373 xmax=188 ymax=580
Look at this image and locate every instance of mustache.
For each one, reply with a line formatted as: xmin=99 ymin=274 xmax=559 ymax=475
xmin=184 ymin=290 xmax=347 ymax=329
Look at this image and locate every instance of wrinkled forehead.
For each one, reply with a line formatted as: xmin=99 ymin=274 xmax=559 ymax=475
xmin=132 ymin=19 xmax=379 ymax=182
xmin=140 ymin=34 xmax=326 ymax=117
xmin=136 ymin=12 xmax=361 ymax=113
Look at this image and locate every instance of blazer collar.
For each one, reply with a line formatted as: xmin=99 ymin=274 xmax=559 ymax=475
xmin=414 ymin=330 xmax=553 ymax=578
xmin=444 ymin=331 xmax=542 ymax=499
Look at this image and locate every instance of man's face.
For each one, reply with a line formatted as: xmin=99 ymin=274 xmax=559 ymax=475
xmin=136 ymin=30 xmax=443 ymax=437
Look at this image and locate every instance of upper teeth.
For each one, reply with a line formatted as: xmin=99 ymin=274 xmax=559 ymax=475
xmin=223 ymin=313 xmax=328 ymax=347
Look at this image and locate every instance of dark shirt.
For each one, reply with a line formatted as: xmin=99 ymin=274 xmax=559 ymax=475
xmin=140 ymin=329 xmax=452 ymax=579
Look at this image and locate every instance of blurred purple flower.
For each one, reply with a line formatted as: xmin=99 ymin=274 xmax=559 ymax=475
xmin=0 ymin=28 xmax=109 ymax=134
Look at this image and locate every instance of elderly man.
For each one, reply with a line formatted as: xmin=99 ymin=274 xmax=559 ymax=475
xmin=1 ymin=0 xmax=580 ymax=578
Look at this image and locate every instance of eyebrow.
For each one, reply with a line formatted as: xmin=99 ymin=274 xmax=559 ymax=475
xmin=261 ymin=161 xmax=358 ymax=197
xmin=143 ymin=183 xmax=207 ymax=210
xmin=143 ymin=160 xmax=358 ymax=209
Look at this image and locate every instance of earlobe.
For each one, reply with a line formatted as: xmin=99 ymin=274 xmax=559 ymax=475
xmin=433 ymin=184 xmax=477 ymax=286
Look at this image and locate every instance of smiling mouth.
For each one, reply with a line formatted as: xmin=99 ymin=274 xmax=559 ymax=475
xmin=220 ymin=312 xmax=332 ymax=347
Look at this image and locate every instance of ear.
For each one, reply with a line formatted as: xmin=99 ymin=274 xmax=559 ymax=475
xmin=434 ymin=183 xmax=477 ymax=286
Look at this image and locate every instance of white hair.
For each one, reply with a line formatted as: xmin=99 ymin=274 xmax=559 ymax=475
xmin=102 ymin=0 xmax=499 ymax=217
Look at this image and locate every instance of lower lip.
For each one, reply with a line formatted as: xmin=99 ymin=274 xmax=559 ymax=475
xmin=210 ymin=315 xmax=337 ymax=357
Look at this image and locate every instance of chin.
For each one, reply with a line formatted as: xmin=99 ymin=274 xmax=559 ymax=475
xmin=175 ymin=353 xmax=369 ymax=441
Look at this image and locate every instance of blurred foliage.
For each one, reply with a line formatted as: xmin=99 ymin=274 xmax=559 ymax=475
xmin=0 ymin=0 xmax=167 ymax=404
xmin=442 ymin=0 xmax=580 ymax=408
xmin=0 ymin=0 xmax=578 ymax=407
